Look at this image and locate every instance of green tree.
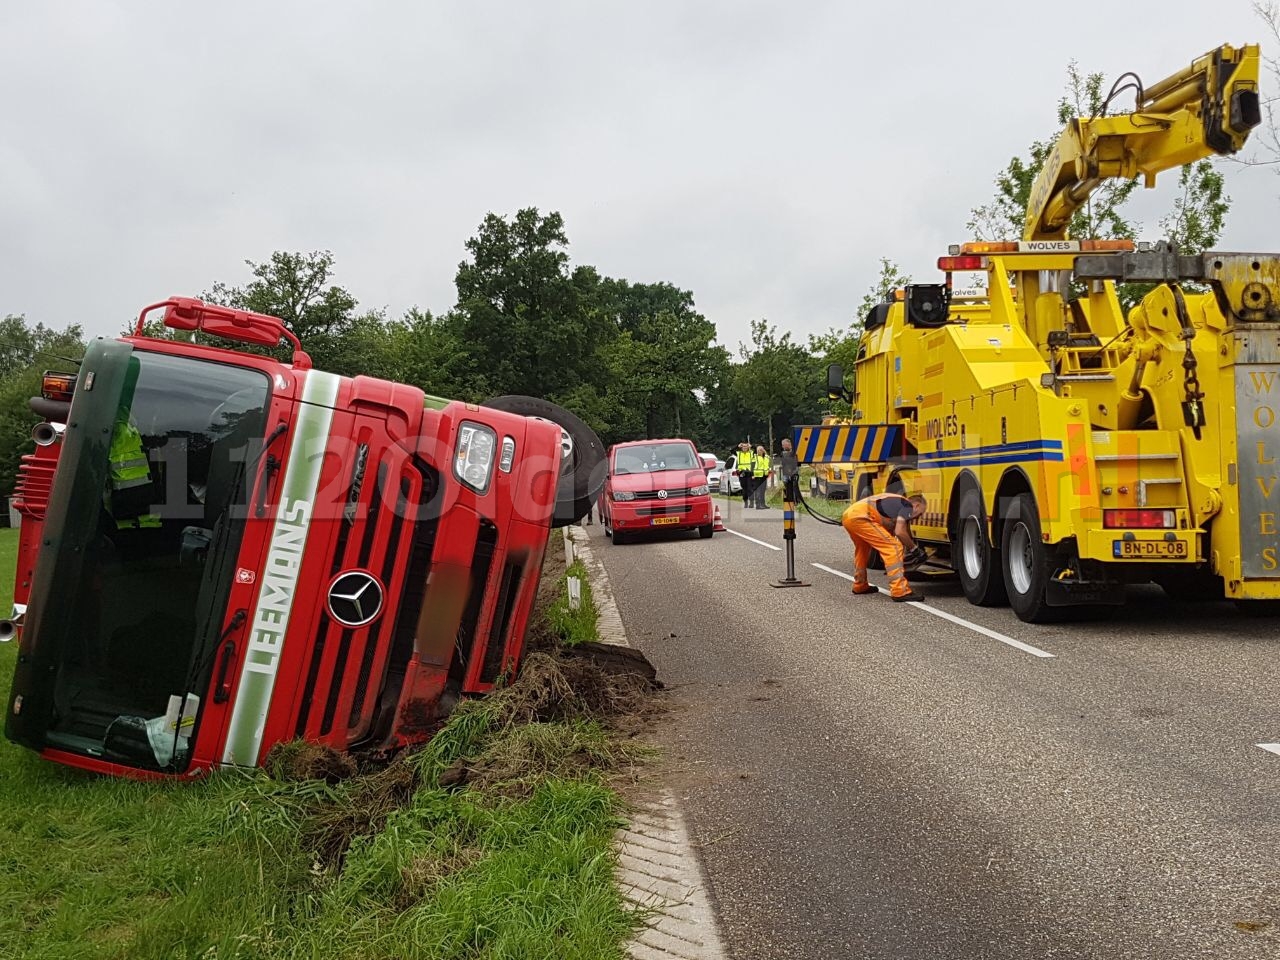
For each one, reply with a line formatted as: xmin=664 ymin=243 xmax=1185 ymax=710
xmin=734 ymin=319 xmax=825 ymax=452
xmin=0 ymin=318 xmax=85 ymax=495
xmin=451 ymin=209 xmax=614 ymax=402
xmin=203 ymin=250 xmax=360 ymax=371
xmin=968 ymin=62 xmax=1139 ymax=242
xmin=592 ymin=279 xmax=726 ymax=443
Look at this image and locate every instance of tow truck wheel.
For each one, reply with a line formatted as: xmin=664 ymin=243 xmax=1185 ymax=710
xmin=856 ymin=475 xmax=885 ymax=570
xmin=1000 ymin=493 xmax=1055 ymax=623
xmin=482 ymin=395 xmax=605 ymax=528
xmin=952 ymin=487 xmax=1006 ymax=606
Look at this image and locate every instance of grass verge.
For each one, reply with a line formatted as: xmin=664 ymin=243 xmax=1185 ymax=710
xmin=0 ymin=528 xmax=653 ymax=960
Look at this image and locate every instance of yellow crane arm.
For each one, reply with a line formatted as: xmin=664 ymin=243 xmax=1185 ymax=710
xmin=1023 ymin=43 xmax=1261 ymax=241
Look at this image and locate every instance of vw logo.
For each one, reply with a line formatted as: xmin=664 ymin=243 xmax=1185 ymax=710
xmin=657 ymin=489 xmax=668 ymax=500
xmin=327 ymin=571 xmax=384 ymax=627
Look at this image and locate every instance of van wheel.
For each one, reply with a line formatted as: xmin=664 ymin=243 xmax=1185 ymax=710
xmin=612 ymin=529 xmax=630 ymax=546
xmin=482 ymin=396 xmax=605 ymax=528
xmin=1001 ymin=493 xmax=1054 ymax=623
xmin=952 ymin=486 xmax=1007 ymax=607
xmin=699 ymin=524 xmax=713 ymax=539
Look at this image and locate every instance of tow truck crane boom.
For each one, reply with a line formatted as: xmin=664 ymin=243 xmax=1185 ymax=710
xmin=1024 ymin=43 xmax=1261 ymax=241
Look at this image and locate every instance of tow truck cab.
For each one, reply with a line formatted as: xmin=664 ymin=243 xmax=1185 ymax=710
xmin=4 ymin=298 xmax=591 ymax=779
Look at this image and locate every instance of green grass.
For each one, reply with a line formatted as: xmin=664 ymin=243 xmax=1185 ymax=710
xmin=0 ymin=527 xmax=640 ymax=960
xmin=762 ymin=469 xmax=849 ymax=521
xmin=545 ymin=559 xmax=598 ymax=647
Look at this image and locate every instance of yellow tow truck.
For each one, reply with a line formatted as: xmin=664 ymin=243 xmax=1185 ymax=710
xmin=817 ymin=43 xmax=1273 ymax=622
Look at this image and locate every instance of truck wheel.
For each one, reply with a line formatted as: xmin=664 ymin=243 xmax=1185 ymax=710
xmin=1234 ymin=599 xmax=1280 ymax=616
xmin=1001 ymin=493 xmax=1054 ymax=623
xmin=482 ymin=396 xmax=605 ymax=528
xmin=952 ymin=487 xmax=1006 ymax=606
xmin=856 ymin=475 xmax=884 ymax=570
xmin=1154 ymin=569 xmax=1223 ymax=602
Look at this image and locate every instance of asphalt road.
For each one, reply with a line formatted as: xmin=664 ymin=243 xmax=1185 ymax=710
xmin=586 ymin=497 xmax=1280 ymax=960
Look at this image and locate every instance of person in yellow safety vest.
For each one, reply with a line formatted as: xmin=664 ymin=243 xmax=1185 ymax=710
xmin=841 ymin=492 xmax=927 ymax=602
xmin=751 ymin=444 xmax=771 ymax=508
xmin=107 ymin=412 xmax=160 ymax=529
xmin=736 ymin=442 xmax=755 ymax=508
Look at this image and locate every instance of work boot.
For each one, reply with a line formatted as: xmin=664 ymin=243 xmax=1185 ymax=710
xmin=851 ymin=584 xmax=878 ymax=595
xmin=892 ymin=591 xmax=925 ymax=603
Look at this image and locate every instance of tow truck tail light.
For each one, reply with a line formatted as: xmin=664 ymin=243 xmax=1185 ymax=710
xmin=1103 ymin=509 xmax=1175 ymax=528
xmin=937 ymin=255 xmax=987 ymax=271
xmin=40 ymin=372 xmax=77 ymax=402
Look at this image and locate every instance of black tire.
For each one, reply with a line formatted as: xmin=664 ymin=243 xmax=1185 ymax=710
xmin=1234 ymin=599 xmax=1280 ymax=617
xmin=855 ymin=475 xmax=884 ymax=570
xmin=482 ymin=395 xmax=605 ymax=528
xmin=952 ymin=486 xmax=1007 ymax=607
xmin=699 ymin=524 xmax=713 ymax=539
xmin=1155 ymin=568 xmax=1224 ymax=603
xmin=612 ymin=529 xmax=630 ymax=546
xmin=1000 ymin=492 xmax=1055 ymax=623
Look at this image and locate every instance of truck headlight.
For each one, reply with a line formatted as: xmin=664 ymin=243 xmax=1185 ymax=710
xmin=690 ymin=484 xmax=710 ymax=496
xmin=613 ymin=490 xmax=636 ymax=501
xmin=454 ymin=421 xmax=497 ymax=493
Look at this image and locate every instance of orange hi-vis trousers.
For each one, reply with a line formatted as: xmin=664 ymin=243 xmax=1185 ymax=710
xmin=842 ymin=501 xmax=911 ymax=598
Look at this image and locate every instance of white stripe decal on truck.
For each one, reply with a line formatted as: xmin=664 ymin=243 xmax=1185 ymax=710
xmin=222 ymin=370 xmax=340 ymax=766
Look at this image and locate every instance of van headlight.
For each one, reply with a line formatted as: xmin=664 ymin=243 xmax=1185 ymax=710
xmin=613 ymin=490 xmax=636 ymax=501
xmin=454 ymin=422 xmax=497 ymax=493
xmin=690 ymin=484 xmax=710 ymax=496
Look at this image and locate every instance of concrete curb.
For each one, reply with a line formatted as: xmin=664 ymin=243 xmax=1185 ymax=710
xmin=564 ymin=526 xmax=730 ymax=960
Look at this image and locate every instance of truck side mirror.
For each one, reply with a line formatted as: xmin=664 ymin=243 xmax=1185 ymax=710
xmin=827 ymin=363 xmax=847 ymax=401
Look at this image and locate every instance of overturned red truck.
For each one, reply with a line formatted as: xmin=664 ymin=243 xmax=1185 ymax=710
xmin=4 ymin=298 xmax=604 ymax=779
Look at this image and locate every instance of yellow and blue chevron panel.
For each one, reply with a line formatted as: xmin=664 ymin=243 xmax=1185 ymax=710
xmin=792 ymin=424 xmax=902 ymax=464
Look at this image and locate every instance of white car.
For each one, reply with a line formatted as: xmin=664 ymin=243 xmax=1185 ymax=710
xmin=704 ymin=457 xmax=741 ymax=494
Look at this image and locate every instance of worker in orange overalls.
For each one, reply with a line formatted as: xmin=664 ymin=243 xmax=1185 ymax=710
xmin=841 ymin=492 xmax=928 ymax=602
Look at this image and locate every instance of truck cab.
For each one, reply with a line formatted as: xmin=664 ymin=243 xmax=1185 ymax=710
xmin=4 ymin=298 xmax=601 ymax=778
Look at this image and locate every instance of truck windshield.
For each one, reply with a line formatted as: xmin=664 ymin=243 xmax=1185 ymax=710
xmin=42 ymin=349 xmax=269 ymax=769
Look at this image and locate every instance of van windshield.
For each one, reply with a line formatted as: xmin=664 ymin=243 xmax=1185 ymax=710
xmin=613 ymin=443 xmax=698 ymax=474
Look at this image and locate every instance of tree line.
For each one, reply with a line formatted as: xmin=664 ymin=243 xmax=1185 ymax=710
xmin=0 ymin=51 xmax=1263 ymax=496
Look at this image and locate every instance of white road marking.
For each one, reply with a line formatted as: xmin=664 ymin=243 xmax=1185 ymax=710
xmin=1257 ymin=743 xmax=1280 ymax=758
xmin=810 ymin=562 xmax=1056 ymax=659
xmin=725 ymin=528 xmax=782 ymax=551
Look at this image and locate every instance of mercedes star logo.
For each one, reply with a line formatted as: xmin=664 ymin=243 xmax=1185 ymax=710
xmin=327 ymin=571 xmax=384 ymax=627
xmin=657 ymin=489 xmax=668 ymax=499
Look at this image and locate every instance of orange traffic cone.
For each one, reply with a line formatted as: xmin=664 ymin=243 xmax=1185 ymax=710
xmin=713 ymin=502 xmax=726 ymax=532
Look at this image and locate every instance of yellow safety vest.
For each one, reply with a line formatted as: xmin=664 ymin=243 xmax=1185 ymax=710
xmin=752 ymin=453 xmax=770 ymax=478
xmin=108 ymin=420 xmax=160 ymax=528
xmin=738 ymin=451 xmax=754 ymax=473
xmin=110 ymin=422 xmax=150 ymax=491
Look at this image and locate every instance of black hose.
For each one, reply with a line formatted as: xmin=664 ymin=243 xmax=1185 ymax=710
xmin=791 ymin=480 xmax=845 ymax=526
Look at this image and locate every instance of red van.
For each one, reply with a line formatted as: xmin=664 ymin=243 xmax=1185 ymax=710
xmin=603 ymin=439 xmax=714 ymax=544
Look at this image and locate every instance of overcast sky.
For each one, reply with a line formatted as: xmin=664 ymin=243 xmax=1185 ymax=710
xmin=2 ymin=0 xmax=1277 ymax=355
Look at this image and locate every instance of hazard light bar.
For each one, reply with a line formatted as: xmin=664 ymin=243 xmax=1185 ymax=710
xmin=947 ymin=240 xmax=1136 ymax=255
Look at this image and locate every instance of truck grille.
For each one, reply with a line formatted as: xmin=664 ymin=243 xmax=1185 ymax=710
xmin=480 ymin=560 xmax=524 ymax=685
xmin=12 ymin=453 xmax=56 ymax=519
xmin=454 ymin=520 xmax=498 ymax=682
